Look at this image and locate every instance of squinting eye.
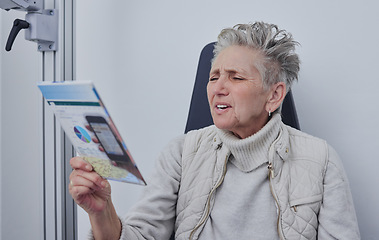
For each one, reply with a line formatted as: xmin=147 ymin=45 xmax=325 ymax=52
xmin=233 ymin=77 xmax=244 ymax=80
xmin=209 ymin=77 xmax=218 ymax=81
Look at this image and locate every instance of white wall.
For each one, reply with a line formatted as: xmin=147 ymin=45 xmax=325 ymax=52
xmin=74 ymin=0 xmax=378 ymax=239
xmin=0 ymin=11 xmax=2 ymax=240
xmin=0 ymin=10 xmax=43 ymax=240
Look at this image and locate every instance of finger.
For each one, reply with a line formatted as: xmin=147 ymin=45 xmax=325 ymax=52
xmin=70 ymin=168 xmax=106 ymax=189
xmin=69 ymin=184 xmax=99 ymax=206
xmin=90 ymin=137 xmax=105 ymax=152
xmin=70 ymin=184 xmax=95 ymax=198
xmin=70 ymin=185 xmax=111 ymax=213
xmin=92 ymin=136 xmax=99 ymax=143
xmin=69 ymin=179 xmax=96 ymax=196
xmin=70 ymin=174 xmax=104 ymax=192
xmin=70 ymin=157 xmax=93 ymax=171
xmin=98 ymin=145 xmax=104 ymax=152
xmin=89 ymin=136 xmax=105 ymax=152
xmin=85 ymin=125 xmax=93 ymax=132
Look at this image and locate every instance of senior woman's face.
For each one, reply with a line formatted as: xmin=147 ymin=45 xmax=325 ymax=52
xmin=207 ymin=45 xmax=271 ymax=139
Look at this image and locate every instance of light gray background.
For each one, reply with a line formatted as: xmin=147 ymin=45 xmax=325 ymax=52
xmin=75 ymin=1 xmax=379 ymax=239
xmin=1 ymin=0 xmax=378 ymax=239
xmin=0 ymin=9 xmax=43 ymax=240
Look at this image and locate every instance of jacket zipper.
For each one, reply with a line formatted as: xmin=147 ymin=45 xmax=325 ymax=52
xmin=268 ymin=128 xmax=285 ymax=240
xmin=189 ymin=154 xmax=229 ymax=240
xmin=268 ymin=163 xmax=284 ymax=240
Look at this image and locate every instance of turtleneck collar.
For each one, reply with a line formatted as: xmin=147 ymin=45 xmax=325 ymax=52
xmin=216 ymin=113 xmax=282 ymax=172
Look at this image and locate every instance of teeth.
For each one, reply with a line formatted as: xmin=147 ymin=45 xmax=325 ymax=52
xmin=217 ymin=105 xmax=228 ymax=110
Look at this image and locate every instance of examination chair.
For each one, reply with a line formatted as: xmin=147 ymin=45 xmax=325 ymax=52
xmin=170 ymin=42 xmax=300 ymax=240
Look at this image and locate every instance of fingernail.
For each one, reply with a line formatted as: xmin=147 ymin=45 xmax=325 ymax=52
xmin=86 ymin=165 xmax=92 ymax=171
xmin=101 ymin=180 xmax=107 ymax=188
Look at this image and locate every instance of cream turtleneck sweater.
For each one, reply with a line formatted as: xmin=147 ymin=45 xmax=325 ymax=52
xmin=199 ymin=114 xmax=281 ymax=239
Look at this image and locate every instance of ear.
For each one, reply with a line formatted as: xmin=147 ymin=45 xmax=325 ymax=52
xmin=265 ymin=82 xmax=286 ymax=113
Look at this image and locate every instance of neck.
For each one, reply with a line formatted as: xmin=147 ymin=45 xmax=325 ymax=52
xmin=216 ymin=113 xmax=281 ymax=172
xmin=231 ymin=116 xmax=270 ymax=139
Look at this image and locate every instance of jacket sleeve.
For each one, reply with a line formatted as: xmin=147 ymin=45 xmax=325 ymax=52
xmin=317 ymin=145 xmax=360 ymax=239
xmin=117 ymin=134 xmax=185 ymax=240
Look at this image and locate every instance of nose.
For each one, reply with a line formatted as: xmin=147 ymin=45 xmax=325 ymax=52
xmin=211 ymin=74 xmax=229 ymax=96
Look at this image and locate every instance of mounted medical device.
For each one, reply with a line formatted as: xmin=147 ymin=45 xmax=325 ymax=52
xmin=0 ymin=0 xmax=58 ymax=51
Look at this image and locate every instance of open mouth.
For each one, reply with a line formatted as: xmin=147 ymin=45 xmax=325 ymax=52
xmin=216 ymin=104 xmax=229 ymax=110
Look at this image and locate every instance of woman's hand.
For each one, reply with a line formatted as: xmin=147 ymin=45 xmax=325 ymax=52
xmin=69 ymin=156 xmax=111 ymax=215
xmin=69 ymin=157 xmax=121 ymax=239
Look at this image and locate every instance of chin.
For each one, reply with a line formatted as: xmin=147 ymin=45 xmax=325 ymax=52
xmin=211 ymin=114 xmax=237 ymax=131
xmin=213 ymin=121 xmax=234 ymax=132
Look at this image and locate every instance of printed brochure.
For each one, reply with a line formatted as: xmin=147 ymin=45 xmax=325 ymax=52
xmin=38 ymin=81 xmax=146 ymax=185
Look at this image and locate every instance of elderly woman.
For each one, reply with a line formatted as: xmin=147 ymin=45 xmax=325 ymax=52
xmin=69 ymin=22 xmax=360 ymax=239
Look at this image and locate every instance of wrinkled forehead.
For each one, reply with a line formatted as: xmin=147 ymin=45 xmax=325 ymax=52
xmin=210 ymin=45 xmax=266 ymax=75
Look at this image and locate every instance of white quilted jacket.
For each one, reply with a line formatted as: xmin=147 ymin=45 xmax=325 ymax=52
xmin=117 ymin=118 xmax=360 ymax=240
xmin=176 ymin=123 xmax=359 ymax=239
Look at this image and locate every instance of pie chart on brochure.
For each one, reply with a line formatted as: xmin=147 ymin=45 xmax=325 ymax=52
xmin=74 ymin=126 xmax=91 ymax=143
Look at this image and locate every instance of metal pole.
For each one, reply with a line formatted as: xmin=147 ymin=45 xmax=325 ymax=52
xmin=42 ymin=0 xmax=76 ymax=239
